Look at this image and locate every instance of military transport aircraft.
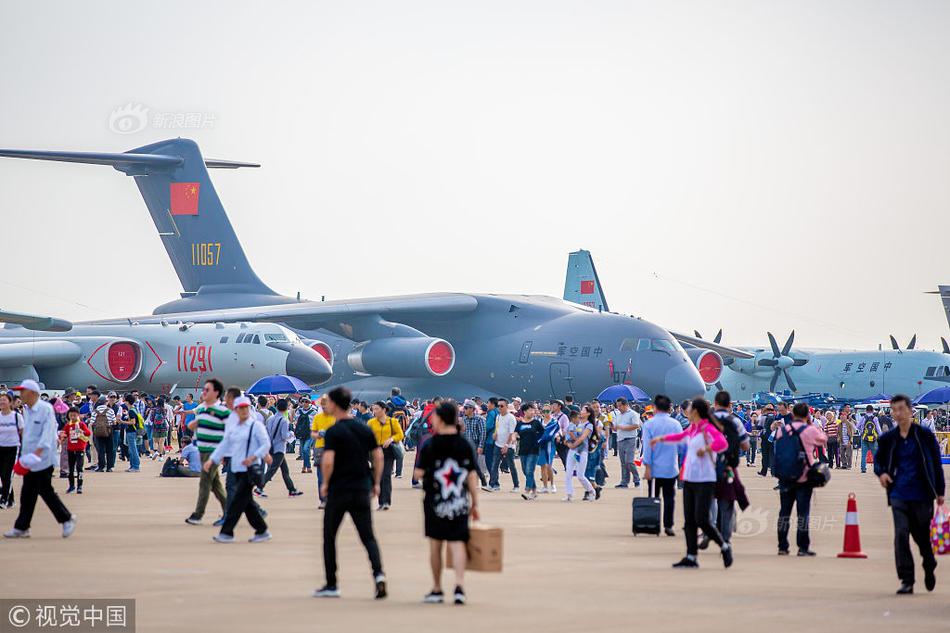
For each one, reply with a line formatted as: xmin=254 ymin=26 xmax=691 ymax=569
xmin=564 ymin=250 xmax=950 ymax=401
xmin=0 ymin=138 xmax=747 ymax=402
xmin=0 ymin=308 xmax=332 ymax=393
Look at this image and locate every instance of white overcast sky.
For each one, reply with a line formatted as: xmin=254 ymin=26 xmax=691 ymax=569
xmin=1 ymin=1 xmax=948 ymax=351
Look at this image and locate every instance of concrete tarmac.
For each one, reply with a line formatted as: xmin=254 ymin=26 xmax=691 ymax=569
xmin=2 ymin=453 xmax=949 ymax=632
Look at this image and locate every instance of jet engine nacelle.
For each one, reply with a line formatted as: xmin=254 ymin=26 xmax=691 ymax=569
xmin=347 ymin=337 xmax=455 ymax=378
xmin=302 ymin=339 xmax=334 ymax=366
xmin=686 ymin=349 xmax=724 ymax=386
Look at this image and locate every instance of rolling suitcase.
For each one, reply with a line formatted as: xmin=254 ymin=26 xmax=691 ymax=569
xmin=632 ymin=480 xmax=661 ymax=536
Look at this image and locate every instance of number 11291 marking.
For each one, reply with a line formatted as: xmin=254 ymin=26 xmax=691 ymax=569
xmin=177 ymin=345 xmax=213 ymax=373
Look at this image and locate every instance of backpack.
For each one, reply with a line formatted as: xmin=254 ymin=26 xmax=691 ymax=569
xmin=773 ymin=423 xmax=808 ymax=483
xmin=294 ymin=410 xmax=311 ymax=440
xmin=160 ymin=457 xmax=185 ymax=477
xmin=715 ymin=412 xmax=742 ymax=469
xmin=861 ymin=416 xmax=879 ymax=443
xmin=152 ymin=408 xmax=168 ymax=432
xmin=92 ymin=408 xmax=112 ymax=438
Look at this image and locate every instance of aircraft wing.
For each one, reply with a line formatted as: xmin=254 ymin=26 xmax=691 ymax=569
xmin=671 ymin=331 xmax=754 ymax=360
xmin=0 ymin=309 xmax=73 ymax=332
xmin=91 ymin=293 xmax=478 ymax=341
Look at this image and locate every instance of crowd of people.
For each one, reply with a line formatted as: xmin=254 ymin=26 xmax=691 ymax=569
xmin=0 ymin=379 xmax=946 ymax=599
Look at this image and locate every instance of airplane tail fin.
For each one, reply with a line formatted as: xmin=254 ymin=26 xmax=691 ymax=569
xmin=936 ymin=285 xmax=950 ymax=330
xmin=563 ymin=249 xmax=609 ymax=312
xmin=0 ymin=139 xmax=280 ymax=304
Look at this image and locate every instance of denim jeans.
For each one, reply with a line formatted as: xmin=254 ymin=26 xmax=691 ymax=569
xmin=94 ymin=435 xmax=114 ymax=470
xmin=778 ymin=482 xmax=813 ymax=552
xmin=860 ymin=440 xmax=878 ymax=472
xmin=489 ymin=445 xmax=518 ymax=488
xmin=145 ymin=424 xmax=154 ymax=452
xmin=585 ymin=445 xmax=605 ymax=486
xmin=520 ymin=453 xmax=539 ymax=490
xmin=112 ymin=429 xmax=125 ymax=461
xmin=301 ymin=438 xmax=314 ymax=469
xmin=126 ymin=433 xmax=140 ymax=470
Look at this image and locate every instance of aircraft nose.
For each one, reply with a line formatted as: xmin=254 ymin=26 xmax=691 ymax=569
xmin=664 ymin=362 xmax=706 ymax=402
xmin=285 ymin=343 xmax=333 ymax=385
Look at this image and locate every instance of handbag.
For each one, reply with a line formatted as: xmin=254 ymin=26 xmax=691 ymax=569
xmin=932 ymin=504 xmax=950 ymax=556
xmin=388 ymin=418 xmax=404 ymax=459
xmin=245 ymin=423 xmax=265 ymax=488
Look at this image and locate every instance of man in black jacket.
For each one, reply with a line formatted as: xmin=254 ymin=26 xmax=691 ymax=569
xmin=874 ymin=394 xmax=946 ymax=595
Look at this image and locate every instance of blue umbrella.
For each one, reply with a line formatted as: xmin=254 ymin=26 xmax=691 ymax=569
xmin=246 ymin=374 xmax=313 ymax=395
xmin=913 ymin=386 xmax=950 ymax=406
xmin=596 ymin=384 xmax=650 ymax=403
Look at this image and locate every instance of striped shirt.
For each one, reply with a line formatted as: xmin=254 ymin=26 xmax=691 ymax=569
xmin=194 ymin=400 xmax=230 ymax=453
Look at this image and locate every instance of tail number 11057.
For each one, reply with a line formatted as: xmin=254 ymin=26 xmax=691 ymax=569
xmin=177 ymin=345 xmax=214 ymax=373
xmin=192 ymin=242 xmax=221 ymax=266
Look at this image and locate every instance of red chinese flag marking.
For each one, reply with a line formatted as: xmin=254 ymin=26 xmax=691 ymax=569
xmin=580 ymin=280 xmax=595 ymax=295
xmin=170 ymin=182 xmax=200 ymax=216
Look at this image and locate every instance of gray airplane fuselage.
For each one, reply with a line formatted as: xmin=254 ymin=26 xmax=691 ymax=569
xmin=708 ymin=346 xmax=950 ymax=401
xmin=154 ymin=292 xmax=706 ymax=402
xmin=0 ymin=321 xmax=332 ymax=394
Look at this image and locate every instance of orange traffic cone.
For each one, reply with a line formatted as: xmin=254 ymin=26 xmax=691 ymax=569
xmin=837 ymin=493 xmax=868 ymax=558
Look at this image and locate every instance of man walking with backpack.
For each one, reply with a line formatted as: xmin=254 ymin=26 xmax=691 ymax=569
xmin=257 ymin=399 xmax=303 ymax=498
xmin=773 ymin=403 xmax=827 ymax=556
xmin=874 ymin=394 xmax=945 ymax=595
xmin=294 ymin=396 xmax=316 ymax=473
xmin=90 ymin=395 xmax=116 ymax=472
xmin=709 ymin=392 xmax=750 ymax=547
xmin=858 ymin=405 xmax=882 ymax=474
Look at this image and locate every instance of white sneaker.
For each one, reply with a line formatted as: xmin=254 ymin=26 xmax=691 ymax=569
xmin=212 ymin=533 xmax=235 ymax=543
xmin=313 ymin=586 xmax=341 ymax=598
xmin=562 ymin=496 xmax=573 ymax=502
xmin=550 ymin=484 xmax=557 ymax=493
xmin=511 ymin=486 xmax=520 ymax=493
xmin=3 ymin=528 xmax=30 ymax=538
xmin=62 ymin=516 xmax=77 ymax=538
xmin=248 ymin=531 xmax=272 ymax=543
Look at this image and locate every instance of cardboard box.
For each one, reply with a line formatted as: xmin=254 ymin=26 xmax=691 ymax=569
xmin=445 ymin=524 xmax=503 ymax=572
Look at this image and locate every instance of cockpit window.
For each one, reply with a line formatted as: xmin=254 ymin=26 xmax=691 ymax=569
xmin=264 ymin=333 xmax=288 ymax=342
xmin=651 ymin=339 xmax=678 ymax=354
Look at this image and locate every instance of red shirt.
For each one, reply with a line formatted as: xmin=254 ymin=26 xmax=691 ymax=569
xmin=63 ymin=420 xmax=91 ymax=451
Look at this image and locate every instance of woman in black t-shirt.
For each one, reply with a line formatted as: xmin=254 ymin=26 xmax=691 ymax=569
xmin=414 ymin=401 xmax=481 ymax=605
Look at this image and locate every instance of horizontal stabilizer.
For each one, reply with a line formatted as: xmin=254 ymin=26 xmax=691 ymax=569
xmin=0 ymin=309 xmax=72 ymax=332
xmin=0 ymin=149 xmax=258 ymax=171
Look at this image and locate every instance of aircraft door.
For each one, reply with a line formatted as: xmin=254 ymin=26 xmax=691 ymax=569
xmin=549 ymin=362 xmax=574 ymax=398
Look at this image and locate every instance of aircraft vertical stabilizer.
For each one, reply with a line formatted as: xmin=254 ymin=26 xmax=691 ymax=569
xmin=563 ymin=250 xmax=609 ymax=312
xmin=0 ymin=139 xmax=292 ymax=312
xmin=937 ymin=285 xmax=950 ymax=330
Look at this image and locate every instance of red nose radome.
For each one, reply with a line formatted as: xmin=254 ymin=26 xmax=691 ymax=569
xmin=697 ymin=351 xmax=723 ymax=385
xmin=107 ymin=342 xmax=140 ymax=382
xmin=426 ymin=340 xmax=455 ymax=376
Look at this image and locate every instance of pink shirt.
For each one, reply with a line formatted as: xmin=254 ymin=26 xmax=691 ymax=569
xmin=663 ymin=420 xmax=727 ymax=483
xmin=774 ymin=421 xmax=828 ymax=483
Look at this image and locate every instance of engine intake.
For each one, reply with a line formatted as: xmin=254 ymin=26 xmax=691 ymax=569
xmin=347 ymin=337 xmax=455 ymax=378
xmin=686 ymin=349 xmax=723 ymax=386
